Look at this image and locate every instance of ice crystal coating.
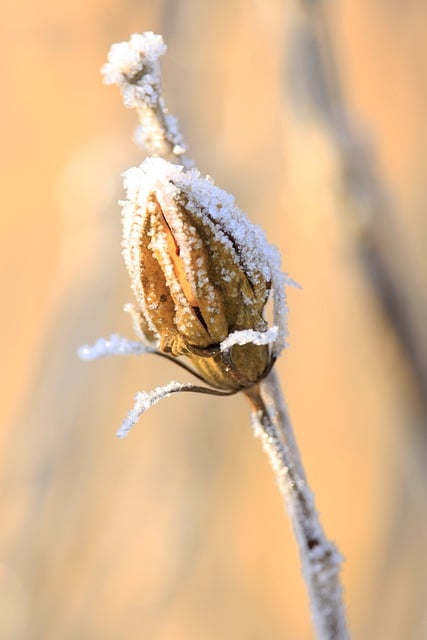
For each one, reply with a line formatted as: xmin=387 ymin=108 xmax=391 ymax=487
xmin=117 ymin=381 xmax=186 ymax=439
xmin=220 ymin=326 xmax=279 ymax=352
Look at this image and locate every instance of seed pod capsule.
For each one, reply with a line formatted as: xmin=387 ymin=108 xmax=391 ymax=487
xmin=121 ymin=158 xmax=285 ymax=390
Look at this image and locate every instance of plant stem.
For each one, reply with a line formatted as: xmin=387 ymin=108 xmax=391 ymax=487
xmin=104 ymin=33 xmax=349 ymax=637
xmin=102 ymin=33 xmax=187 ymax=164
xmin=245 ymin=369 xmax=349 ymax=640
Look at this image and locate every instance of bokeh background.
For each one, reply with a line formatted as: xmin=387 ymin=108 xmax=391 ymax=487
xmin=1 ymin=1 xmax=427 ymax=638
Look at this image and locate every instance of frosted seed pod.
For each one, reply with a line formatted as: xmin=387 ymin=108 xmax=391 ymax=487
xmin=121 ymin=157 xmax=285 ymax=390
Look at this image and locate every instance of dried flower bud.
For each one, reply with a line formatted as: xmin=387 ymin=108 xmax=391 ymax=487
xmin=79 ymin=32 xmax=293 ymax=436
xmin=121 ymin=158 xmax=287 ymax=390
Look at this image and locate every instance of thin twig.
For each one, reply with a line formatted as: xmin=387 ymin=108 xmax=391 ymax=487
xmin=102 ymin=32 xmax=187 ymax=164
xmin=245 ymin=370 xmax=349 ymax=640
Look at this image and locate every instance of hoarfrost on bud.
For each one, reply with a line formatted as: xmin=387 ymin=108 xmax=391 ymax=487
xmin=121 ymin=157 xmax=289 ymax=359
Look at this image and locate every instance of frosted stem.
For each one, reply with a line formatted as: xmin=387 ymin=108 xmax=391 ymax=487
xmin=77 ymin=334 xmax=155 ymax=360
xmin=102 ymin=32 xmax=187 ymax=163
xmin=246 ymin=369 xmax=349 ymax=640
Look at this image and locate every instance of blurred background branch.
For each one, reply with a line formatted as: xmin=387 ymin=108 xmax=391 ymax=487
xmin=289 ymin=0 xmax=427 ymax=412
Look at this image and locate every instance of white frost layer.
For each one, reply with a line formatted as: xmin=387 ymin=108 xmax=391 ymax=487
xmin=117 ymin=381 xmax=186 ymax=439
xmin=78 ymin=334 xmax=154 ymax=360
xmin=220 ymin=327 xmax=279 ymax=352
xmin=122 ymin=157 xmax=289 ymax=355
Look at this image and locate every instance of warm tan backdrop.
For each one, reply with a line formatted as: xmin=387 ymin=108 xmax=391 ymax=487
xmin=1 ymin=1 xmax=427 ymax=638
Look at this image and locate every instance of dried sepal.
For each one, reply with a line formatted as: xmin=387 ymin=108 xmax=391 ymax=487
xmin=116 ymin=380 xmax=237 ymax=439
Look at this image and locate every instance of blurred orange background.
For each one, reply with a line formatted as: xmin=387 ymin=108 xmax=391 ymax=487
xmin=1 ymin=1 xmax=427 ymax=638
